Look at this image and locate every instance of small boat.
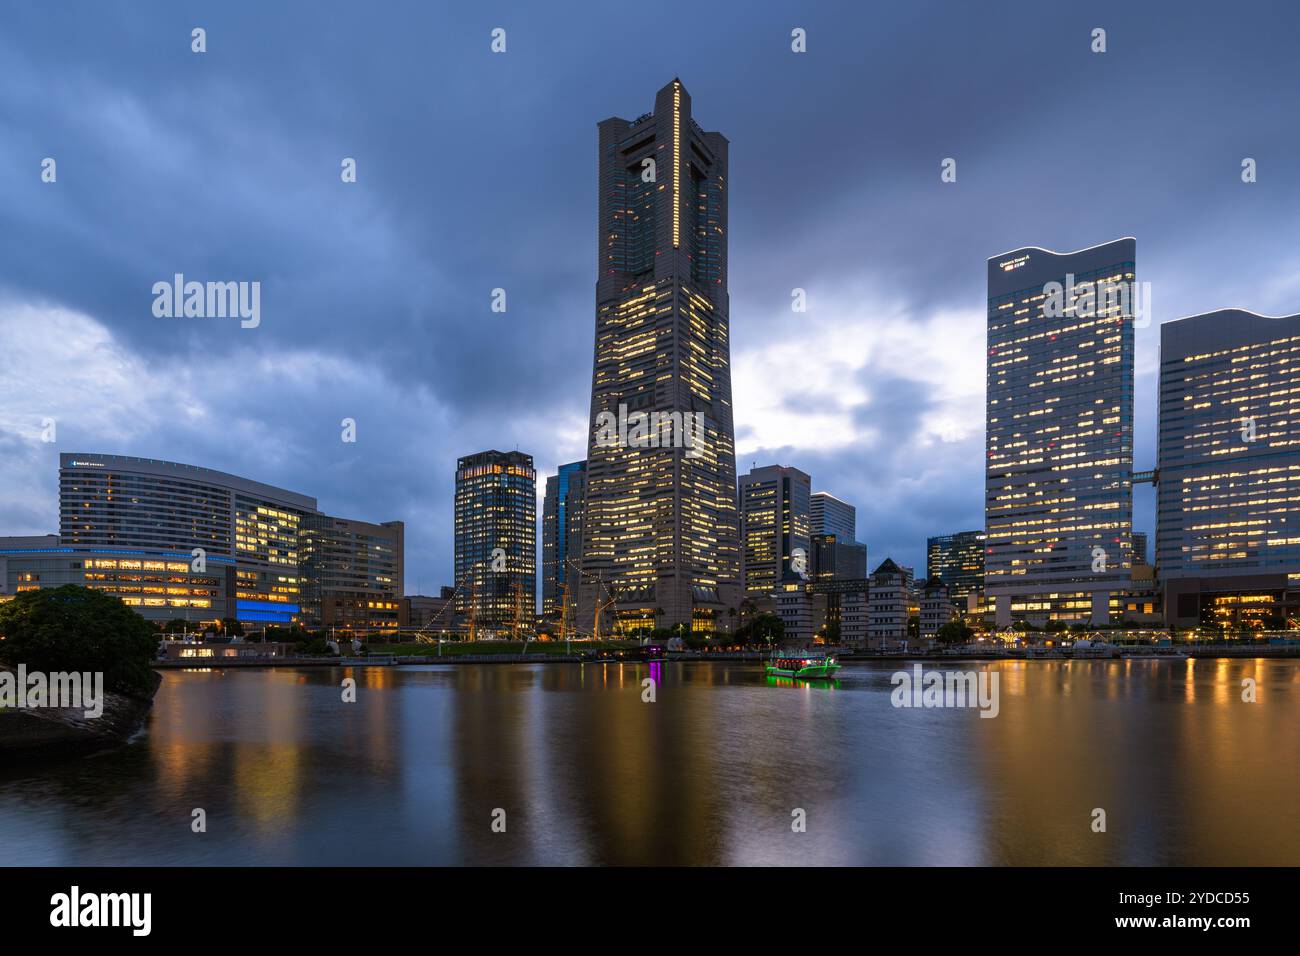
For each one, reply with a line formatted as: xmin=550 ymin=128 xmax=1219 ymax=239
xmin=765 ymin=650 xmax=841 ymax=680
xmin=634 ymin=643 xmax=667 ymax=663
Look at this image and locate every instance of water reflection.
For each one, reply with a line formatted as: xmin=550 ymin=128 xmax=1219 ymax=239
xmin=1 ymin=660 xmax=1297 ymax=865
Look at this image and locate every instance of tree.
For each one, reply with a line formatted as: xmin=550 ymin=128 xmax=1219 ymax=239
xmin=0 ymin=585 xmax=160 ymax=698
xmin=907 ymin=615 xmax=920 ymax=640
xmin=935 ymin=620 xmax=974 ymax=645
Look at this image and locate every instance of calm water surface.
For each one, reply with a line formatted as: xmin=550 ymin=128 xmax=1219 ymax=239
xmin=2 ymin=659 xmax=1297 ymax=865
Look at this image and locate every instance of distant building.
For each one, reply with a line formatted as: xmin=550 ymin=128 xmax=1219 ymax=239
xmin=926 ymin=530 xmax=985 ymax=600
xmin=403 ymin=587 xmax=458 ymax=632
xmin=867 ymin=558 xmax=915 ymax=648
xmin=918 ymin=578 xmax=957 ymax=638
xmin=541 ymin=461 xmax=586 ymax=622
xmin=1158 ymin=309 xmax=1300 ymax=629
xmin=1131 ymin=531 xmax=1149 ymax=567
xmin=811 ymin=492 xmax=856 ymax=542
xmin=739 ymin=465 xmax=811 ymax=603
xmin=299 ymin=515 xmax=404 ymax=629
xmin=811 ymin=533 xmax=867 ymax=581
xmin=454 ymin=450 xmax=537 ymax=636
xmin=986 ymin=239 xmax=1136 ymax=626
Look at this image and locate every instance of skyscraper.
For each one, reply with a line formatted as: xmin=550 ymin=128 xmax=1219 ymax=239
xmin=541 ymin=460 xmax=586 ymax=622
xmin=811 ymin=492 xmax=856 ymax=542
xmin=926 ymin=530 xmax=985 ymax=600
xmin=985 ymin=239 xmax=1136 ymax=626
xmin=1157 ymin=309 xmax=1300 ymax=629
xmin=738 ymin=464 xmax=811 ymax=602
xmin=454 ymin=450 xmax=536 ymax=636
xmin=578 ymin=79 xmax=740 ymax=634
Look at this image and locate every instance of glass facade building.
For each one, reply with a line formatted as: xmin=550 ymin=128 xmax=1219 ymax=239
xmin=1157 ymin=309 xmax=1300 ymax=628
xmin=541 ymin=460 xmax=586 ymax=622
xmin=738 ymin=464 xmax=811 ymax=601
xmin=579 ymin=79 xmax=740 ymax=634
xmin=810 ymin=492 xmax=856 ymax=542
xmin=926 ymin=530 xmax=986 ymax=600
xmin=454 ymin=450 xmax=537 ymax=635
xmin=985 ymin=239 xmax=1136 ymax=625
xmin=299 ymin=515 xmax=404 ymax=629
xmin=59 ymin=453 xmax=316 ymax=624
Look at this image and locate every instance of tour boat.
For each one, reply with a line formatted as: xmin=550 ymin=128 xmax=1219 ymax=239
xmin=765 ymin=650 xmax=841 ymax=680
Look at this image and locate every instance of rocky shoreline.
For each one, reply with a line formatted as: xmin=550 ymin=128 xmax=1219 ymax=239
xmin=0 ymin=666 xmax=161 ymax=758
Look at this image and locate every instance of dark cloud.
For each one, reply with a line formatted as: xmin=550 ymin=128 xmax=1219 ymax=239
xmin=3 ymin=0 xmax=1300 ymax=587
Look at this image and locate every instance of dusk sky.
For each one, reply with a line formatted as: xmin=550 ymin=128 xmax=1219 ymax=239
xmin=4 ymin=0 xmax=1300 ymax=594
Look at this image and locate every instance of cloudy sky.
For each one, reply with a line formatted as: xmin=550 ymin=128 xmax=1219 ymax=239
xmin=3 ymin=0 xmax=1300 ymax=594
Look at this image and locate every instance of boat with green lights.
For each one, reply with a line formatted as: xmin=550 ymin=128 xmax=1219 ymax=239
xmin=765 ymin=651 xmax=842 ymax=680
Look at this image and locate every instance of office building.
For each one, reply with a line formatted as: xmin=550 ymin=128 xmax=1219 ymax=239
xmin=811 ymin=492 xmax=856 ymax=542
xmin=578 ymin=78 xmax=741 ymax=635
xmin=986 ymin=239 xmax=1136 ymax=626
xmin=58 ymin=453 xmax=315 ymax=624
xmin=1157 ymin=309 xmax=1300 ymax=629
xmin=299 ymin=515 xmax=404 ymax=629
xmin=918 ymin=577 xmax=957 ymax=638
xmin=1131 ymin=531 xmax=1149 ymax=567
xmin=739 ymin=465 xmax=811 ymax=602
xmin=926 ymin=530 xmax=985 ymax=600
xmin=867 ymin=558 xmax=915 ymax=648
xmin=402 ymin=587 xmax=459 ymax=632
xmin=454 ymin=450 xmax=536 ymax=635
xmin=541 ymin=461 xmax=586 ymax=622
xmin=0 ymin=534 xmax=234 ymax=624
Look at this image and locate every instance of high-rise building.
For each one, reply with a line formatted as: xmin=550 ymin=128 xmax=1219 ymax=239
xmin=541 ymin=461 xmax=586 ymax=622
xmin=1157 ymin=309 xmax=1300 ymax=629
xmin=926 ymin=530 xmax=985 ymax=600
xmin=454 ymin=450 xmax=536 ymax=636
xmin=739 ymin=464 xmax=811 ymax=602
xmin=299 ymin=515 xmax=404 ymax=629
xmin=985 ymin=239 xmax=1136 ymax=626
xmin=58 ymin=452 xmax=315 ymax=625
xmin=810 ymin=533 xmax=867 ymax=582
xmin=811 ymin=492 xmax=856 ymax=542
xmin=1131 ymin=531 xmax=1149 ymax=567
xmin=578 ymin=79 xmax=740 ymax=634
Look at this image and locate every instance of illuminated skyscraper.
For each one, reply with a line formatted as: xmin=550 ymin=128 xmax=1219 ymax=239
xmin=926 ymin=530 xmax=985 ymax=600
xmin=578 ymin=79 xmax=740 ymax=634
xmin=1158 ymin=309 xmax=1300 ymax=629
xmin=541 ymin=460 xmax=586 ymax=622
xmin=738 ymin=464 xmax=811 ymax=601
xmin=810 ymin=491 xmax=856 ymax=542
xmin=454 ymin=450 xmax=536 ymax=635
xmin=985 ymin=239 xmax=1136 ymax=626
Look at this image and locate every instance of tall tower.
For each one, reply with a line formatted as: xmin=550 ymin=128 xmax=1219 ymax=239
xmin=738 ymin=464 xmax=812 ymax=603
xmin=578 ymin=79 xmax=740 ymax=635
xmin=541 ymin=460 xmax=587 ymax=622
xmin=985 ymin=239 xmax=1136 ymax=627
xmin=454 ymin=450 xmax=536 ymax=636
